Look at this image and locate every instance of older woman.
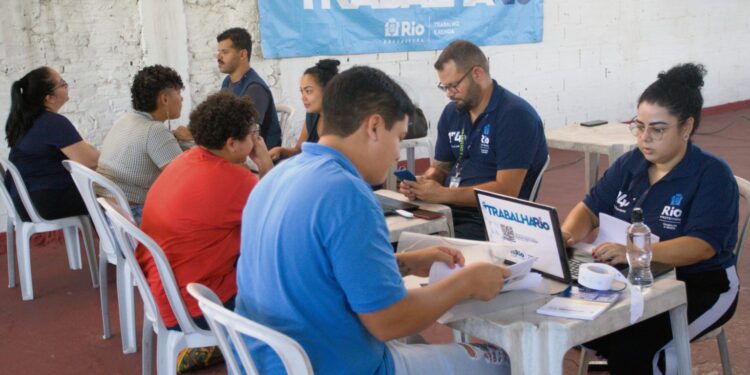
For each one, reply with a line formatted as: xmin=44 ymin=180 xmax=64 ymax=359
xmin=268 ymin=59 xmax=340 ymax=161
xmin=96 ymin=65 xmax=190 ymax=223
xmin=5 ymin=66 xmax=99 ymax=221
xmin=561 ymin=63 xmax=739 ymax=374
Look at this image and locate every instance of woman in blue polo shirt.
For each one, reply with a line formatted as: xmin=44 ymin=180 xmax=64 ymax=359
xmin=561 ymin=63 xmax=739 ymax=374
xmin=5 ymin=67 xmax=100 ymax=221
xmin=268 ymin=59 xmax=340 ymax=161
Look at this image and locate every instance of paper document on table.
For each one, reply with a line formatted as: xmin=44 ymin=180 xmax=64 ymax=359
xmin=397 ymin=232 xmax=514 ymax=265
xmin=572 ymin=213 xmax=660 ymax=255
xmin=428 ymin=252 xmax=542 ymax=292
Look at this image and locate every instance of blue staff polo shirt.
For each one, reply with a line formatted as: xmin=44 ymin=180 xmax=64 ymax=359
xmin=434 ymin=80 xmax=548 ymax=200
xmin=583 ymin=142 xmax=738 ymax=273
xmin=235 ymin=143 xmax=406 ymax=375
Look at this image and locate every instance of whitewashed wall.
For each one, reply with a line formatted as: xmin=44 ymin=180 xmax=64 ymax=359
xmin=1 ymin=0 xmax=749 ymax=230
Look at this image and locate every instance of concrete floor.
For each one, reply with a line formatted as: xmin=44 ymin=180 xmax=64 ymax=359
xmin=0 ymin=108 xmax=748 ymax=374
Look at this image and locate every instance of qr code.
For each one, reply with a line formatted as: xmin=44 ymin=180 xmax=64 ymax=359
xmin=501 ymin=224 xmax=516 ymax=242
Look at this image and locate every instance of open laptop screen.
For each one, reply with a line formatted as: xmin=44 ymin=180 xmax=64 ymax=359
xmin=475 ymin=189 xmax=570 ymax=282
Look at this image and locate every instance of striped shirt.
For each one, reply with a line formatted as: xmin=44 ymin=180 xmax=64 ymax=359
xmin=97 ymin=111 xmax=182 ymax=204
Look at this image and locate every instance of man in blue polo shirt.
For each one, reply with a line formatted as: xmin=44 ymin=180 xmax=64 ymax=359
xmin=400 ymin=40 xmax=548 ymax=240
xmin=235 ymin=66 xmax=511 ymax=374
xmin=216 ymin=27 xmax=282 ymax=148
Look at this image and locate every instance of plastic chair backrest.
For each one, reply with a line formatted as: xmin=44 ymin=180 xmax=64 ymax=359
xmin=276 ymin=104 xmax=295 ymax=131
xmin=99 ymin=197 xmax=204 ymax=335
xmin=186 ymin=283 xmax=314 ymax=375
xmin=735 ymin=176 xmax=750 ymax=264
xmin=0 ymin=163 xmax=22 ymax=225
xmin=0 ymin=157 xmax=47 ymax=223
xmin=63 ymin=160 xmax=132 ymax=259
xmin=529 ymin=154 xmax=551 ymax=202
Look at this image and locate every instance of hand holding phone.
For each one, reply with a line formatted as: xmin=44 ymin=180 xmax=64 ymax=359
xmin=394 ymin=169 xmax=417 ymax=181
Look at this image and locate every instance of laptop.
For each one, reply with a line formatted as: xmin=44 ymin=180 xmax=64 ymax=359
xmin=377 ymin=194 xmax=419 ymax=216
xmin=474 ymin=189 xmax=673 ymax=284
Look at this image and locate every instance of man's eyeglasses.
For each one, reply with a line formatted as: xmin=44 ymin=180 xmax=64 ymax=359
xmin=628 ymin=117 xmax=674 ymax=141
xmin=249 ymin=123 xmax=261 ymax=136
xmin=437 ymin=66 xmax=477 ymax=93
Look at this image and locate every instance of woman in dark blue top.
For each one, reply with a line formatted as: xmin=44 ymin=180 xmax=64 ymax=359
xmin=5 ymin=67 xmax=100 ymax=221
xmin=268 ymin=59 xmax=339 ymax=161
xmin=562 ymin=63 xmax=739 ymax=374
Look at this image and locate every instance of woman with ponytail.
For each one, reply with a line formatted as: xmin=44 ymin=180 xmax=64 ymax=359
xmin=268 ymin=59 xmax=340 ymax=161
xmin=561 ymin=63 xmax=739 ymax=374
xmin=5 ymin=67 xmax=99 ymax=221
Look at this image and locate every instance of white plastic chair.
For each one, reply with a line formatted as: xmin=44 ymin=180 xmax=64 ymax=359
xmin=99 ymin=198 xmax=216 ymax=375
xmin=186 ymin=283 xmax=314 ymax=375
xmin=63 ymin=160 xmax=137 ymax=353
xmin=276 ymin=103 xmax=296 ymax=133
xmin=578 ymin=175 xmax=750 ymax=375
xmin=0 ymin=157 xmax=97 ymax=300
xmin=529 ymin=154 xmax=551 ymax=202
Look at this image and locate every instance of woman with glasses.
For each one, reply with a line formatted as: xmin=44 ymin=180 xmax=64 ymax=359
xmin=268 ymin=59 xmax=340 ymax=161
xmin=96 ymin=65 xmax=189 ymax=223
xmin=561 ymin=63 xmax=739 ymax=374
xmin=5 ymin=67 xmax=99 ymax=221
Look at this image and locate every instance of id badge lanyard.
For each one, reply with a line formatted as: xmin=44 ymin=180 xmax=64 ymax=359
xmin=449 ymin=126 xmax=468 ymax=188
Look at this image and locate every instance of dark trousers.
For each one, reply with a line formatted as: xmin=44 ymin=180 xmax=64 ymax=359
xmin=452 ymin=206 xmax=487 ymax=241
xmin=12 ymin=185 xmax=88 ymax=222
xmin=168 ymin=295 xmax=236 ymax=331
xmin=586 ymin=268 xmax=738 ymax=374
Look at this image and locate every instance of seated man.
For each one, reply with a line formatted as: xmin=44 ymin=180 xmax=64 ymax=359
xmin=235 ymin=66 xmax=511 ymax=374
xmin=136 ymin=91 xmax=272 ymax=332
xmin=400 ymin=40 xmax=548 ymax=240
xmin=97 ymin=65 xmax=189 ymax=223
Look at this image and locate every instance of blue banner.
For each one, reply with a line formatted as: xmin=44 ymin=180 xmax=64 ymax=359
xmin=259 ymin=1 xmax=544 ymax=58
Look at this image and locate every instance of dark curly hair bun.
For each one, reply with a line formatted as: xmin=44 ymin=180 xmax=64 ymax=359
xmin=657 ymin=63 xmax=706 ymax=92
xmin=639 ymin=62 xmax=707 ymax=135
xmin=304 ymin=59 xmax=341 ymax=88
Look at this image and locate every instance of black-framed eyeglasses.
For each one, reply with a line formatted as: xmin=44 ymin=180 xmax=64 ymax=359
xmin=437 ymin=66 xmax=477 ymax=93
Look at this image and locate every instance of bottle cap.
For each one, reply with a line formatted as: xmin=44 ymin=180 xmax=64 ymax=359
xmin=631 ymin=208 xmax=644 ymax=223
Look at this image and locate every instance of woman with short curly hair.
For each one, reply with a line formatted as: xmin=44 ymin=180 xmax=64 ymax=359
xmin=97 ymin=65 xmax=190 ymax=222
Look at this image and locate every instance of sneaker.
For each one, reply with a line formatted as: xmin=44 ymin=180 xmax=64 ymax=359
xmin=176 ymin=346 xmax=224 ymax=373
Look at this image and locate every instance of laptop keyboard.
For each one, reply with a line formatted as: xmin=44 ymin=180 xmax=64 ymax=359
xmin=568 ymin=257 xmax=585 ymax=279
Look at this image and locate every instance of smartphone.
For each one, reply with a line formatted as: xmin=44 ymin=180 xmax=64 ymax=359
xmin=394 ymin=169 xmax=417 ymax=181
xmin=412 ymin=209 xmax=444 ymax=220
xmin=580 ymin=120 xmax=607 ymax=127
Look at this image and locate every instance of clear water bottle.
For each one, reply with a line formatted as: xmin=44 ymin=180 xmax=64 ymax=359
xmin=626 ymin=208 xmax=654 ymax=288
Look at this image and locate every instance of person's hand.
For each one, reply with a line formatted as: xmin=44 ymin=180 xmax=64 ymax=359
xmin=268 ymin=147 xmax=282 ymax=161
xmin=398 ymin=246 xmax=465 ymax=277
xmin=592 ymin=242 xmax=627 ymax=265
xmin=248 ymin=135 xmax=273 ymax=176
xmin=561 ymin=230 xmax=575 ymax=247
xmin=407 ymin=176 xmax=447 ymax=203
xmin=172 ymin=126 xmax=193 ymax=141
xmin=458 ymin=262 xmax=510 ymax=301
xmin=398 ymin=180 xmax=417 ymax=201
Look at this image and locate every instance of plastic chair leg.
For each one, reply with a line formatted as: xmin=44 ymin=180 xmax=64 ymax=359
xmin=80 ymin=218 xmax=98 ymax=287
xmin=142 ymin=318 xmax=154 ymax=375
xmin=717 ymin=329 xmax=732 ymax=375
xmin=63 ymin=226 xmax=82 ymax=270
xmin=117 ymin=262 xmax=137 ymax=354
xmin=161 ymin=333 xmax=182 ymax=375
xmin=6 ymin=221 xmax=15 ymax=288
xmin=17 ymin=226 xmax=34 ymax=300
xmin=98 ymin=248 xmax=111 ymax=340
xmin=578 ymin=347 xmax=591 ymax=375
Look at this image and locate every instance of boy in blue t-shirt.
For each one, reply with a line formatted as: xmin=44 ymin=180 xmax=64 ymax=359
xmin=235 ymin=66 xmax=512 ymax=374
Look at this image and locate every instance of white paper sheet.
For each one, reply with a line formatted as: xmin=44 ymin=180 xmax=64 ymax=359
xmin=573 ymin=213 xmax=660 ymax=255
